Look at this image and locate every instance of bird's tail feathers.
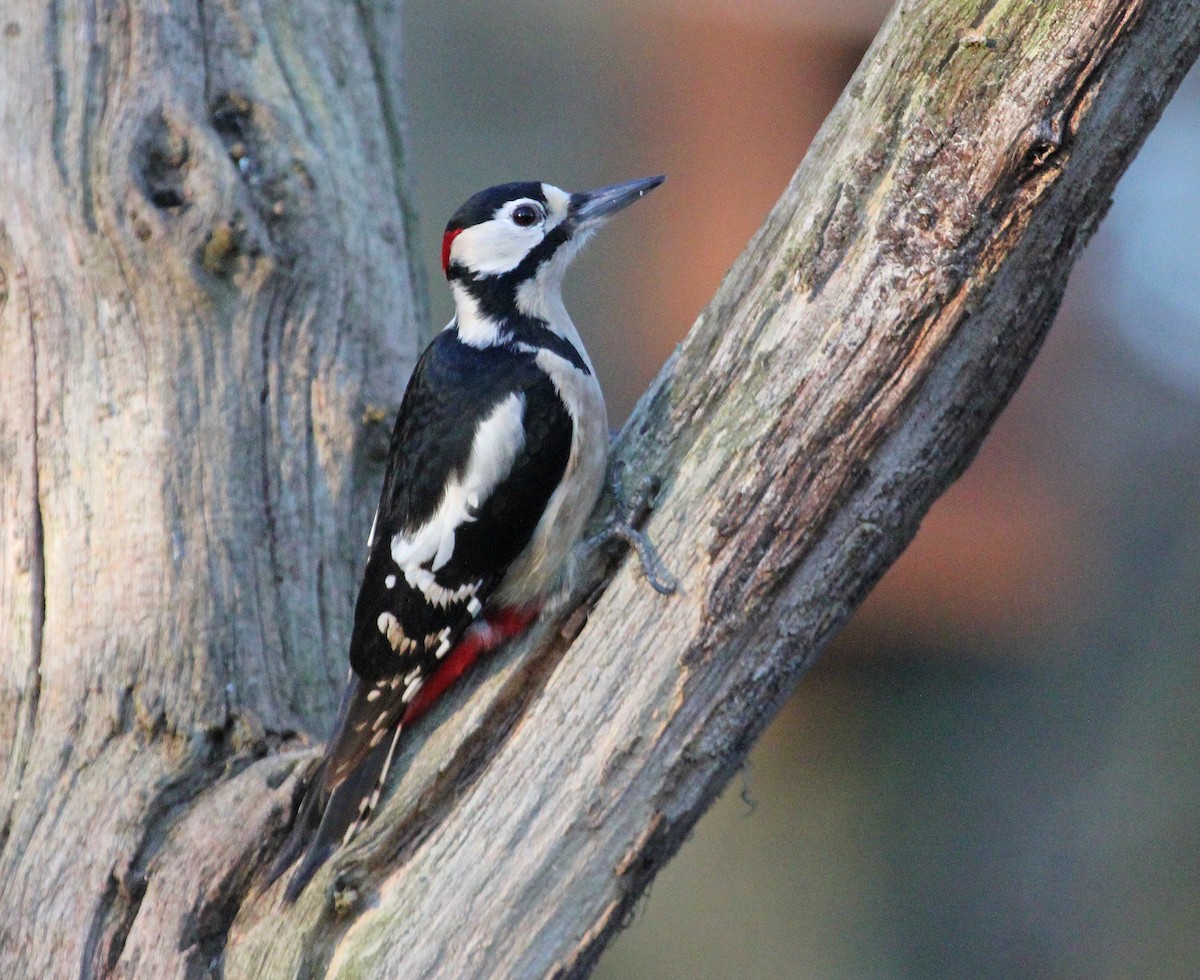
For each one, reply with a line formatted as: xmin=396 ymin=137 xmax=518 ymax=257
xmin=281 ymin=723 xmax=402 ymax=901
xmin=263 ymin=673 xmax=403 ymax=900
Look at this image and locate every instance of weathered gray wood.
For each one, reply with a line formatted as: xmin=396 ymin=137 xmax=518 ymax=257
xmin=227 ymin=1 xmax=1200 ymax=977
xmin=0 ymin=0 xmax=420 ymax=975
xmin=2 ymin=0 xmax=1199 ymax=977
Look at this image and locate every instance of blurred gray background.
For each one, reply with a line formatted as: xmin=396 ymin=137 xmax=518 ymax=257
xmin=401 ymin=2 xmax=1200 ymax=976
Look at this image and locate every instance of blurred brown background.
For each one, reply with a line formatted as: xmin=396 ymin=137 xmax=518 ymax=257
xmin=403 ymin=1 xmax=1200 ymax=976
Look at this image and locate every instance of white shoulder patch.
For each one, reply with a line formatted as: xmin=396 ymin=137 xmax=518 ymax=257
xmin=390 ymin=393 xmax=527 ymax=602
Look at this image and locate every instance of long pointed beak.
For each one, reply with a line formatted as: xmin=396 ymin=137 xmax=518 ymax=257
xmin=571 ymin=175 xmax=665 ymax=225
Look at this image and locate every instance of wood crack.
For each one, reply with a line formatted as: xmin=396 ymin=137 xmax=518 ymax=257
xmin=78 ymin=0 xmax=106 ymax=234
xmin=260 ymin=282 xmax=283 ymax=590
xmin=45 ymin=0 xmax=69 ymax=186
xmin=196 ymin=0 xmax=211 ymax=107
xmin=0 ymin=266 xmax=46 ymax=858
xmin=88 ymin=758 xmax=228 ymax=975
xmin=349 ymin=0 xmax=425 ymax=315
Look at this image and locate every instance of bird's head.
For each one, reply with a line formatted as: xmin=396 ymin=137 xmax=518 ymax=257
xmin=441 ymin=175 xmax=664 ymax=336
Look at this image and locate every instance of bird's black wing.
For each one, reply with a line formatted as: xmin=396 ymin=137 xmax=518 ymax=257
xmin=271 ymin=332 xmax=573 ymax=898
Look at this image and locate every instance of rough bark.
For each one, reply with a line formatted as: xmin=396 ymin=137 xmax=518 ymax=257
xmin=1 ymin=0 xmax=1197 ymax=977
xmin=0 ymin=0 xmax=420 ymax=975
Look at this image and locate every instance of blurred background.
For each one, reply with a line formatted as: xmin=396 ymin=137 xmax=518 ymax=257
xmin=402 ymin=1 xmax=1200 ymax=976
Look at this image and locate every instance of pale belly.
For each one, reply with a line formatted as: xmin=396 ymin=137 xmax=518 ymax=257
xmin=495 ymin=354 xmax=608 ymax=606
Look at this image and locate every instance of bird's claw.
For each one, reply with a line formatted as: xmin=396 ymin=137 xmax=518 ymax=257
xmin=587 ymin=462 xmax=679 ymax=595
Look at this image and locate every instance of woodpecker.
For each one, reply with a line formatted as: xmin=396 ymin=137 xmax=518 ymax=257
xmin=269 ymin=174 xmax=665 ymax=900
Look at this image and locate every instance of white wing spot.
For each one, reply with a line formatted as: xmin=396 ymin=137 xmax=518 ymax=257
xmin=385 ymin=574 xmax=397 ymax=589
xmin=404 ymin=568 xmax=480 ymax=609
xmin=377 ymin=611 xmax=407 ymax=652
xmin=467 ymin=596 xmax=483 ymax=616
xmin=391 ymin=395 xmax=526 ymax=603
xmin=341 ymin=726 xmax=404 ymax=846
xmin=366 ymin=689 xmax=381 ymax=702
xmin=404 ymin=666 xmax=422 ymax=686
xmin=402 ymin=677 xmax=424 ymax=704
xmin=435 ymin=639 xmax=452 ymax=659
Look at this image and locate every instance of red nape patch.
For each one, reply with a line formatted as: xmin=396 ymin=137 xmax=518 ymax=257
xmin=400 ymin=605 xmax=540 ymax=727
xmin=441 ymin=228 xmax=464 ymax=276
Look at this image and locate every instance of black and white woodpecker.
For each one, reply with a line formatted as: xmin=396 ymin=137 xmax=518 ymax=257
xmin=269 ymin=175 xmax=665 ymax=899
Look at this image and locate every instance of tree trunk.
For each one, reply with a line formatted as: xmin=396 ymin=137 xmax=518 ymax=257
xmin=0 ymin=0 xmax=420 ymax=974
xmin=2 ymin=0 xmax=1197 ymax=977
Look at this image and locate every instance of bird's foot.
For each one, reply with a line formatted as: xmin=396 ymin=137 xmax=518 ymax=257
xmin=587 ymin=462 xmax=678 ymax=596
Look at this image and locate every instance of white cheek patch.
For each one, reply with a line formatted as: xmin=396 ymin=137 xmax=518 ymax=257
xmin=452 ymin=218 xmax=543 ymax=275
xmin=391 ymin=393 xmax=527 ymax=603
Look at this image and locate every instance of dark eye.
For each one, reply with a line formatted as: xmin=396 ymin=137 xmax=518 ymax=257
xmin=512 ymin=203 xmax=541 ymax=227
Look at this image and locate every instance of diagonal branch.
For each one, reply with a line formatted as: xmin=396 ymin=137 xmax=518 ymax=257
xmin=138 ymin=0 xmax=1200 ymax=975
